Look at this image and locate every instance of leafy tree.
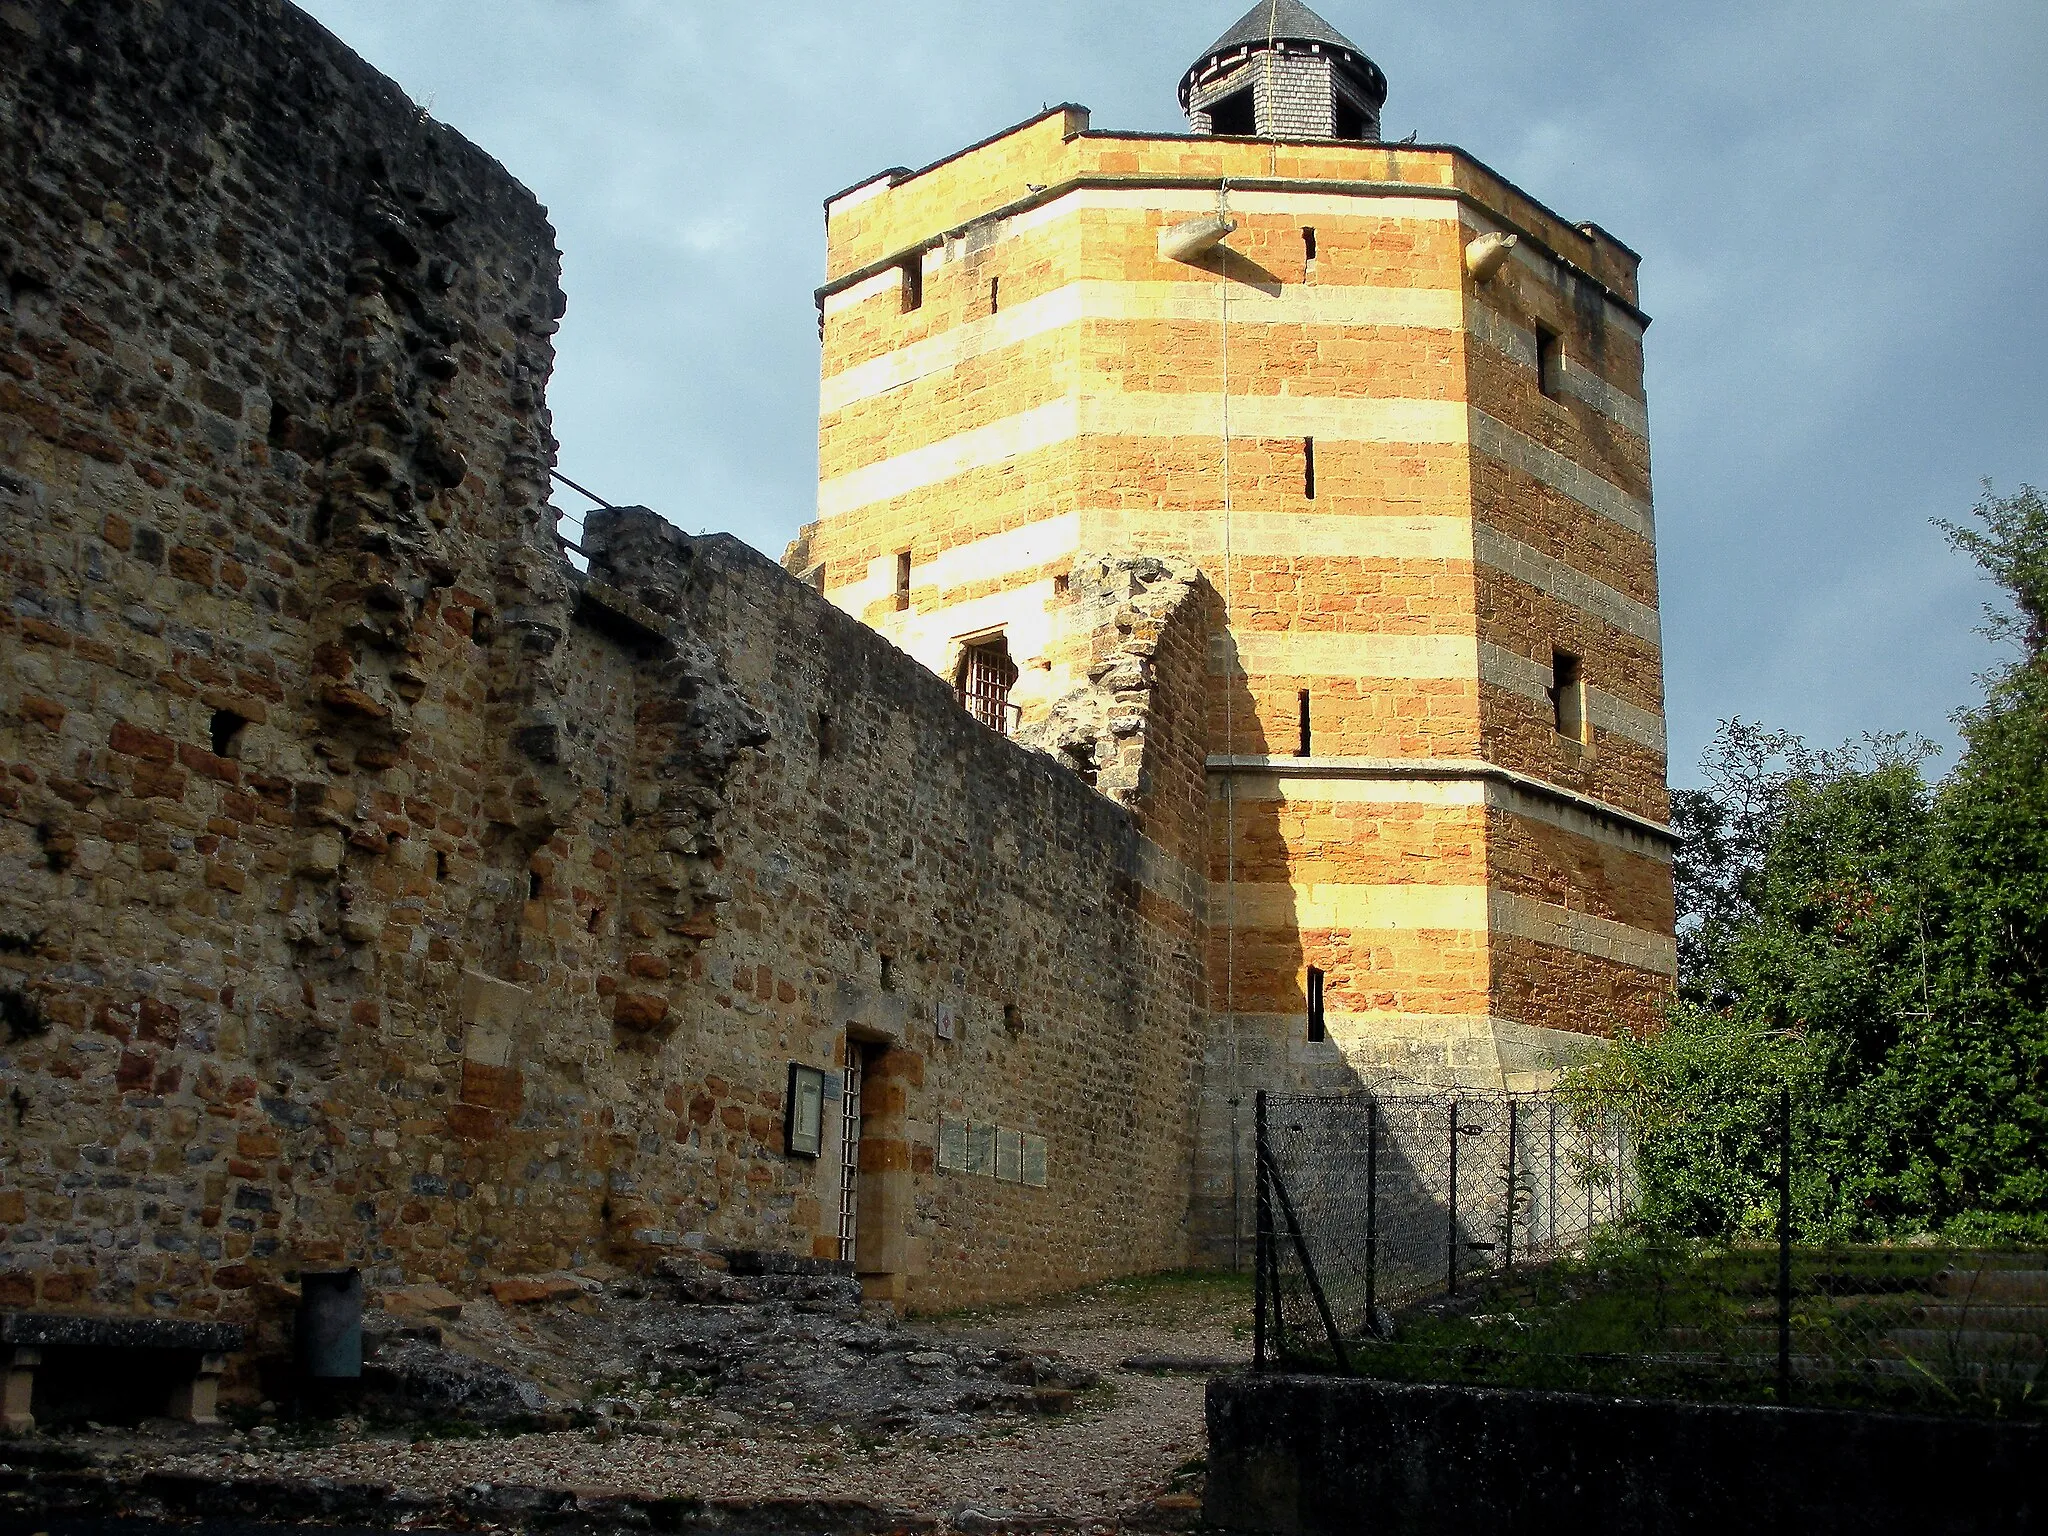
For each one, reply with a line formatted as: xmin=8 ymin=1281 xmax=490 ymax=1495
xmin=1568 ymin=485 xmax=2048 ymax=1243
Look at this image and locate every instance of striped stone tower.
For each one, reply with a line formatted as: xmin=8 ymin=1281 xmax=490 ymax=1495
xmin=790 ymin=2 xmax=1675 ymax=1260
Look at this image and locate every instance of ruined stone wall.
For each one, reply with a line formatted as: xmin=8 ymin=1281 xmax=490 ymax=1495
xmin=0 ymin=0 xmax=578 ymax=1320
xmin=587 ymin=513 xmax=1210 ymax=1310
xmin=0 ymin=0 xmax=1210 ymax=1328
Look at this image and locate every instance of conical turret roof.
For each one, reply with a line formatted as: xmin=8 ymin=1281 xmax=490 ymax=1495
xmin=1196 ymin=0 xmax=1361 ymax=61
xmin=1179 ymin=1 xmax=1385 ymax=121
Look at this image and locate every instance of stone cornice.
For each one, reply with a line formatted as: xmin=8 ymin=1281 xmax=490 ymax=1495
xmin=1205 ymin=754 xmax=1677 ymax=846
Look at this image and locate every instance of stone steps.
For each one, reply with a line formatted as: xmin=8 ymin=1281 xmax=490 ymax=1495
xmin=1936 ymin=1268 xmax=2048 ymax=1303
xmin=1907 ymin=1303 xmax=2048 ymax=1332
xmin=1888 ymin=1329 xmax=2047 ymax=1361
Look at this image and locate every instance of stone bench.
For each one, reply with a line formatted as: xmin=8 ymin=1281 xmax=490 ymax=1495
xmin=2 ymin=1313 xmax=246 ymax=1433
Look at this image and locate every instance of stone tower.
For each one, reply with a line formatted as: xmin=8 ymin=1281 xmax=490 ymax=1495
xmin=790 ymin=3 xmax=1675 ymax=1263
xmin=1181 ymin=0 xmax=1387 ymax=142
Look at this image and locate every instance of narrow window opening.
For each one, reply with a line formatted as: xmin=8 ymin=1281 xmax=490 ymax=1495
xmin=1304 ymin=437 xmax=1317 ymax=500
xmin=900 ymin=257 xmax=923 ymax=313
xmin=1209 ymin=87 xmax=1255 ymax=137
xmin=894 ymin=550 xmax=912 ymax=611
xmin=1535 ymin=323 xmax=1564 ymax=400
xmin=434 ymin=850 xmax=449 ymax=883
xmin=1303 ymin=227 xmax=1318 ymax=264
xmin=208 ymin=710 xmax=248 ymax=760
xmin=528 ymin=870 xmax=543 ymax=901
xmin=880 ymin=954 xmax=895 ymax=992
xmin=989 ymin=276 xmax=1000 ymax=315
xmin=1550 ymin=649 xmax=1586 ymax=742
xmin=588 ymin=905 xmax=605 ymax=934
xmin=957 ymin=636 xmax=1020 ymax=736
xmin=265 ymin=400 xmax=292 ymax=448
xmin=1052 ymin=573 xmax=1070 ymax=597
xmin=817 ymin=709 xmax=837 ymax=759
xmin=1297 ymin=690 xmax=1312 ymax=758
xmin=1004 ymin=1003 xmax=1022 ymax=1033
xmin=1307 ymin=967 xmax=1327 ymax=1042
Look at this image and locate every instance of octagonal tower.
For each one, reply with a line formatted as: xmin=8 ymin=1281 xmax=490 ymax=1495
xmin=789 ymin=5 xmax=1675 ymax=1263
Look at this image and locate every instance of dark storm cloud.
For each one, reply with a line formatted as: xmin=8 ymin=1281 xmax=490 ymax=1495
xmin=296 ymin=0 xmax=2048 ymax=783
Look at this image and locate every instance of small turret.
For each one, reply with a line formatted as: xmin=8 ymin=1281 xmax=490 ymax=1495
xmin=1179 ymin=1 xmax=1386 ymax=142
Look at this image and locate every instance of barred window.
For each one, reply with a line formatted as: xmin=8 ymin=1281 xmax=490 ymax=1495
xmin=957 ymin=637 xmax=1019 ymax=736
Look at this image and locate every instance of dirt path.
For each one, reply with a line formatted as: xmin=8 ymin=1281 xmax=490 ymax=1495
xmin=118 ymin=1273 xmax=1252 ymax=1528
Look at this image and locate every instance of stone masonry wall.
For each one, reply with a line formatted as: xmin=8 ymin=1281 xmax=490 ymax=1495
xmin=585 ymin=513 xmax=1211 ymax=1310
xmin=0 ymin=0 xmax=574 ymax=1321
xmin=0 ymin=0 xmax=1210 ymax=1331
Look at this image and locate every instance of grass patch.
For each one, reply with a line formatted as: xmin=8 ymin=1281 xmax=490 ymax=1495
xmin=1272 ymin=1237 xmax=2046 ymax=1419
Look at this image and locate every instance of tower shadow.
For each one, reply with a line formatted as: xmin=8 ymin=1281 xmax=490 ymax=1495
xmin=1190 ymin=606 xmax=1375 ymax=1271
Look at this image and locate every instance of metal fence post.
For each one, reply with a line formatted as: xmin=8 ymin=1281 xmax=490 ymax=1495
xmin=1365 ymin=1099 xmax=1379 ymax=1330
xmin=1546 ymin=1098 xmax=1559 ymax=1249
xmin=1777 ymin=1086 xmax=1793 ymax=1401
xmin=1447 ymin=1098 xmax=1461 ymax=1297
xmin=1504 ymin=1098 xmax=1519 ymax=1275
xmin=1254 ymin=1091 xmax=1271 ymax=1371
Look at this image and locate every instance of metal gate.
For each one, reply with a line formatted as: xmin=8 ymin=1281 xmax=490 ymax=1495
xmin=836 ymin=1051 xmax=862 ymax=1265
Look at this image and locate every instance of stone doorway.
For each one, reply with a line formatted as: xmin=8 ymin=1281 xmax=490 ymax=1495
xmin=849 ymin=1037 xmax=919 ymax=1306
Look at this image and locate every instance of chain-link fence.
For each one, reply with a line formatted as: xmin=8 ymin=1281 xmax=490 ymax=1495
xmin=1254 ymin=1089 xmax=2048 ymax=1417
xmin=1253 ymin=1088 xmax=1636 ymax=1372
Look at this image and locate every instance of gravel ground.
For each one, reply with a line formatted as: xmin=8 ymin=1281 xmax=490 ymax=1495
xmin=126 ymin=1273 xmax=1251 ymax=1526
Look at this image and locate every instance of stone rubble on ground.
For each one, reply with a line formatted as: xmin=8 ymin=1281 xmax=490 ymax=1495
xmin=7 ymin=1277 xmax=1242 ymax=1528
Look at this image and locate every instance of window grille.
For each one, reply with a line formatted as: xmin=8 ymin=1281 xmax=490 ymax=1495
xmin=957 ymin=639 xmax=1019 ymax=736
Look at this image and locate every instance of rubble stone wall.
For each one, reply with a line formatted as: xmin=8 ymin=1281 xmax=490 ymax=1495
xmin=593 ymin=518 xmax=1210 ymax=1309
xmin=0 ymin=0 xmax=1209 ymax=1329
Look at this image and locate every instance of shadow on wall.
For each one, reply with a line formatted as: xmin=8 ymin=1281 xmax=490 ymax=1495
xmin=1191 ymin=624 xmax=1369 ymax=1269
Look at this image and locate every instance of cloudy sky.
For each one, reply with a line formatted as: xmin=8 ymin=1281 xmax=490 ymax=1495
xmin=295 ymin=0 xmax=2046 ymax=785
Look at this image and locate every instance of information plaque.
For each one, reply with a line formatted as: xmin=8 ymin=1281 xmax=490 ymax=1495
xmin=1023 ymin=1134 xmax=1048 ymax=1188
xmin=937 ymin=1116 xmax=968 ymax=1172
xmin=995 ymin=1127 xmax=1023 ymax=1183
xmin=967 ymin=1122 xmax=997 ymax=1176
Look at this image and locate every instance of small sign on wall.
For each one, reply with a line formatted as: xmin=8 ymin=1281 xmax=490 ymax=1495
xmin=785 ymin=1063 xmax=826 ymax=1159
xmin=935 ymin=1000 xmax=959 ymax=1041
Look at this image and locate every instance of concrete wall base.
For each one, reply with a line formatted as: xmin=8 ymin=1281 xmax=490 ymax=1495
xmin=1205 ymin=1374 xmax=2045 ymax=1535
